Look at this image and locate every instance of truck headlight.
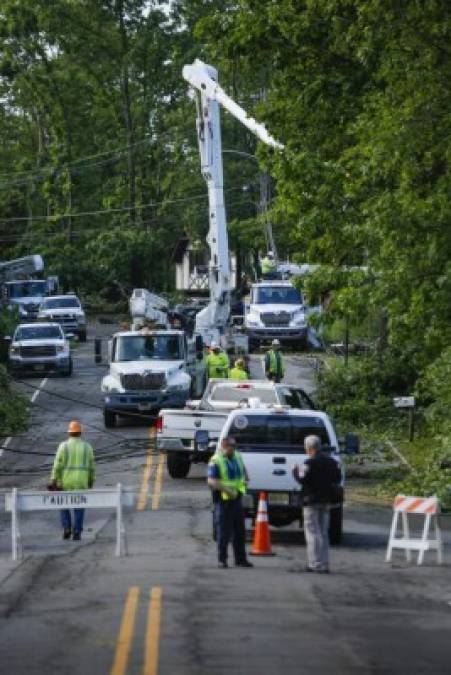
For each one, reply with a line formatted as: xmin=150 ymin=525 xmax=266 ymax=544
xmin=10 ymin=346 xmax=19 ymax=355
xmin=292 ymin=312 xmax=306 ymax=326
xmin=168 ymin=384 xmax=188 ymax=392
xmin=56 ymin=345 xmax=68 ymax=353
xmin=246 ymin=313 xmax=261 ymax=327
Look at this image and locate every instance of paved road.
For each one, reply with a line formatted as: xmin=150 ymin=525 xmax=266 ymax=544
xmin=1 ymin=328 xmax=451 ymax=674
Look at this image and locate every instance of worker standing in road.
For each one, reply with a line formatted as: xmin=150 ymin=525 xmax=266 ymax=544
xmin=265 ymin=339 xmax=285 ymax=382
xmin=49 ymin=420 xmax=96 ymax=541
xmin=229 ymin=358 xmax=248 ymax=380
xmin=260 ymin=250 xmax=277 ymax=279
xmin=206 ymin=341 xmax=229 ymax=379
xmin=207 ymin=436 xmax=253 ymax=568
xmin=293 ymin=435 xmax=341 ymax=573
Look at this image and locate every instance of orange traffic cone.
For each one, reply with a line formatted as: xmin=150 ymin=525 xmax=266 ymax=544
xmin=250 ymin=492 xmax=275 ymax=556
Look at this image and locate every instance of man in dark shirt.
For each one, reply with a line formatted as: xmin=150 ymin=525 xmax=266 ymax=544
xmin=293 ymin=435 xmax=342 ymax=573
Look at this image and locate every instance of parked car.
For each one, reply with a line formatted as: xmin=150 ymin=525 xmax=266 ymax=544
xmin=37 ymin=294 xmax=87 ymax=341
xmin=8 ymin=322 xmax=73 ymax=376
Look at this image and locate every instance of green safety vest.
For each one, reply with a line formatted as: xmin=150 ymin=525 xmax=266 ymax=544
xmin=51 ymin=438 xmax=96 ymax=491
xmin=267 ymin=349 xmax=285 ymax=377
xmin=229 ymin=366 xmax=247 ymax=381
xmin=261 ymin=257 xmax=276 ymax=274
xmin=209 ymin=451 xmax=246 ymax=501
xmin=206 ymin=351 xmax=229 ymax=378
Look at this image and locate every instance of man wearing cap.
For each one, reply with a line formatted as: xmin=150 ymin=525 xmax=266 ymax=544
xmin=206 ymin=341 xmax=230 ymax=379
xmin=207 ymin=436 xmax=253 ymax=568
xmin=265 ymin=339 xmax=285 ymax=383
xmin=49 ymin=420 xmax=96 ymax=541
xmin=229 ymin=358 xmax=248 ymax=380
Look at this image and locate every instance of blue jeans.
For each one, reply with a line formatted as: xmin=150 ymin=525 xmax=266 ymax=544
xmin=60 ymin=509 xmax=85 ymax=535
xmin=215 ymin=498 xmax=247 ymax=564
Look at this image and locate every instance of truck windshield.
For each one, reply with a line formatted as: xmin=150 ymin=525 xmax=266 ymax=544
xmin=254 ymin=286 xmax=302 ymax=305
xmin=8 ymin=281 xmax=47 ymax=298
xmin=115 ymin=335 xmax=182 ymax=362
xmin=210 ymin=384 xmax=277 ymax=404
xmin=16 ymin=325 xmax=62 ymax=340
xmin=229 ymin=414 xmax=330 ymax=452
xmin=42 ymin=297 xmax=80 ymax=309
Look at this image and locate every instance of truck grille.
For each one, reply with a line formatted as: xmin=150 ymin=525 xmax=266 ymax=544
xmin=261 ymin=312 xmax=291 ymax=327
xmin=120 ymin=372 xmax=166 ymax=391
xmin=20 ymin=345 xmax=57 ymax=358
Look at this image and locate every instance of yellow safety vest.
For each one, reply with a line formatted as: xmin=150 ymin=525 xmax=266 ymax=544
xmin=209 ymin=451 xmax=246 ymax=501
xmin=206 ymin=351 xmax=229 ymax=378
xmin=267 ymin=349 xmax=285 ymax=377
xmin=51 ymin=438 xmax=95 ymax=490
xmin=229 ymin=366 xmax=247 ymax=380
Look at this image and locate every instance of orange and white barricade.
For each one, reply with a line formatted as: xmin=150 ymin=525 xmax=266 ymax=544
xmin=386 ymin=495 xmax=443 ymax=566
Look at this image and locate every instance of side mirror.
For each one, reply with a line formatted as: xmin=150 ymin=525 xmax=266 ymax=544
xmin=4 ymin=336 xmax=11 ymax=342
xmin=341 ymin=433 xmax=360 ymax=455
xmin=195 ymin=335 xmax=203 ymax=353
xmin=66 ymin=333 xmax=75 ymax=340
xmin=186 ymin=399 xmax=201 ymax=410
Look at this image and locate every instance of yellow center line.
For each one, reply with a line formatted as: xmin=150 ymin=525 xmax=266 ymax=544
xmin=110 ymin=586 xmax=140 ymax=675
xmin=144 ymin=587 xmax=163 ymax=675
xmin=151 ymin=453 xmax=165 ymax=511
xmin=137 ymin=427 xmax=156 ymax=511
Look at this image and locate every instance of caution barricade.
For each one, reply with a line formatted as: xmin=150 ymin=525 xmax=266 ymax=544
xmin=386 ymin=495 xmax=444 ymax=566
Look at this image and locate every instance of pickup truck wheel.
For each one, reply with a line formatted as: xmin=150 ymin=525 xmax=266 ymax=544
xmin=167 ymin=452 xmax=191 ymax=479
xmin=329 ymin=505 xmax=343 ymax=545
xmin=104 ymin=408 xmax=116 ymax=428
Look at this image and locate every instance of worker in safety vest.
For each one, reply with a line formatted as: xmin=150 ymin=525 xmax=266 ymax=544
xmin=229 ymin=358 xmax=248 ymax=380
xmin=206 ymin=341 xmax=229 ymax=379
xmin=49 ymin=420 xmax=96 ymax=541
xmin=207 ymin=436 xmax=253 ymax=568
xmin=265 ymin=338 xmax=285 ymax=383
xmin=261 ymin=250 xmax=277 ymax=278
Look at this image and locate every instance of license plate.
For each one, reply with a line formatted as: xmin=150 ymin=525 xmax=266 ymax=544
xmin=138 ymin=402 xmax=153 ymax=411
xmin=268 ymin=492 xmax=289 ymax=505
xmin=33 ymin=364 xmax=45 ymax=371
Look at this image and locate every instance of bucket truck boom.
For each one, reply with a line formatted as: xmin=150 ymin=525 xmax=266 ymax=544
xmin=182 ymin=59 xmax=283 ymax=345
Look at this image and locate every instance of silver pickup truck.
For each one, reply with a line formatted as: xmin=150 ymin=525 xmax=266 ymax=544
xmin=156 ymin=379 xmax=315 ymax=479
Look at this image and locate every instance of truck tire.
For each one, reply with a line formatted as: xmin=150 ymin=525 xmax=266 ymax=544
xmin=104 ymin=408 xmax=116 ymax=428
xmin=329 ymin=505 xmax=343 ymax=545
xmin=62 ymin=358 xmax=73 ymax=377
xmin=167 ymin=452 xmax=191 ymax=479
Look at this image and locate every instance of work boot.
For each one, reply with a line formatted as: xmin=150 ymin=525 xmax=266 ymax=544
xmin=235 ymin=560 xmax=254 ymax=568
xmin=72 ymin=532 xmax=81 ymax=541
xmin=63 ymin=528 xmax=72 ymax=540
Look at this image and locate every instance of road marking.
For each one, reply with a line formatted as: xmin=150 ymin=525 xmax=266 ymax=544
xmin=31 ymin=376 xmax=48 ymax=403
xmin=1 ymin=377 xmax=48 ymax=457
xmin=110 ymin=586 xmax=140 ymax=675
xmin=137 ymin=427 xmax=156 ymax=511
xmin=151 ymin=454 xmax=165 ymax=511
xmin=144 ymin=587 xmax=162 ymax=675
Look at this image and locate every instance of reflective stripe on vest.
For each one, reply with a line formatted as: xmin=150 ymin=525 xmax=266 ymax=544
xmin=211 ymin=451 xmax=246 ymax=501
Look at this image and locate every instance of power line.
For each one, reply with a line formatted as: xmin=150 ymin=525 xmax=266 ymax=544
xmin=0 ymin=184 xmax=252 ymax=225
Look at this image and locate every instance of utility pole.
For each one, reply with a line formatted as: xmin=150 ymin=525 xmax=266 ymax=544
xmin=258 ymin=172 xmax=277 ymax=259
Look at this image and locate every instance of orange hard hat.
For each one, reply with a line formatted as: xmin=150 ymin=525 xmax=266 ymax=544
xmin=67 ymin=420 xmax=82 ymax=434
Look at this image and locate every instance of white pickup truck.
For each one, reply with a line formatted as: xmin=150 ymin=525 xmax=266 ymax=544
xmin=8 ymin=322 xmax=73 ymax=376
xmin=156 ymin=379 xmax=315 ymax=478
xmin=101 ymin=329 xmax=206 ymax=427
xmin=217 ymin=407 xmax=359 ymax=544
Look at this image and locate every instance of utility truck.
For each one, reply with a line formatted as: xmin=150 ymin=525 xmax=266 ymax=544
xmin=101 ymin=329 xmax=206 ymax=427
xmin=1 ymin=255 xmax=58 ymax=321
xmin=182 ymin=60 xmax=283 ymax=350
xmin=245 ymin=279 xmax=308 ymax=349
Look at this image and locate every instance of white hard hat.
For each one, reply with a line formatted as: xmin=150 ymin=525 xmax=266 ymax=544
xmin=268 ymin=251 xmax=274 ymax=259
xmin=271 ymin=339 xmax=281 ymax=346
xmin=210 ymin=341 xmax=219 ymax=349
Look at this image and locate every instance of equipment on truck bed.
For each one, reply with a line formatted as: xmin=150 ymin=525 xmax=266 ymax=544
xmin=129 ymin=288 xmax=170 ymax=330
xmin=183 ymin=59 xmax=283 ymax=347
